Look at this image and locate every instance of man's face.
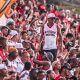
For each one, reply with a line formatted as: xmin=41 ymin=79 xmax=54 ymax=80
xmin=22 ymin=33 xmax=28 ymax=40
xmin=34 ymin=12 xmax=39 ymax=17
xmin=11 ymin=34 xmax=19 ymax=42
xmin=37 ymin=72 xmax=46 ymax=80
xmin=66 ymin=37 xmax=74 ymax=42
xmin=9 ymin=24 xmax=15 ymax=30
xmin=61 ymin=68 xmax=70 ymax=78
xmin=8 ymin=71 xmax=17 ymax=80
xmin=10 ymin=72 xmax=17 ymax=80
xmin=49 ymin=71 xmax=55 ymax=79
xmin=25 ymin=42 xmax=31 ymax=49
xmin=0 ymin=69 xmax=7 ymax=76
xmin=1 ymin=28 xmax=8 ymax=36
xmin=21 ymin=51 xmax=30 ymax=62
xmin=48 ymin=18 xmax=54 ymax=23
xmin=54 ymin=62 xmax=61 ymax=70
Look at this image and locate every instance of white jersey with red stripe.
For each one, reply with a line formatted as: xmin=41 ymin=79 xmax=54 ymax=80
xmin=43 ymin=23 xmax=57 ymax=50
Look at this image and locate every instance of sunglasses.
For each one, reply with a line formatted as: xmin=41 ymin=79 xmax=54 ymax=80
xmin=8 ymin=71 xmax=16 ymax=75
xmin=48 ymin=17 xmax=56 ymax=20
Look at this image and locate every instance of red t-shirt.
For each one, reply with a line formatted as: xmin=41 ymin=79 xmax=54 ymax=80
xmin=0 ymin=48 xmax=7 ymax=60
xmin=37 ymin=53 xmax=43 ymax=61
xmin=16 ymin=4 xmax=25 ymax=14
xmin=55 ymin=74 xmax=60 ymax=80
xmin=77 ymin=24 xmax=80 ymax=33
xmin=51 ymin=9 xmax=60 ymax=17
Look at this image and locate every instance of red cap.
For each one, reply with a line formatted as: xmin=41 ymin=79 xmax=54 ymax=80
xmin=39 ymin=5 xmax=46 ymax=10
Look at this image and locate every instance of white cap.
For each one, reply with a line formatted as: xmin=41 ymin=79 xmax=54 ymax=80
xmin=66 ymin=10 xmax=70 ymax=13
xmin=10 ymin=30 xmax=18 ymax=37
xmin=0 ymin=64 xmax=7 ymax=70
xmin=15 ymin=43 xmax=23 ymax=49
xmin=25 ymin=6 xmax=30 ymax=10
xmin=47 ymin=13 xmax=56 ymax=18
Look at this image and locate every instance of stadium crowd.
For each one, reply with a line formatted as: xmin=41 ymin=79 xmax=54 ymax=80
xmin=0 ymin=0 xmax=80 ymax=80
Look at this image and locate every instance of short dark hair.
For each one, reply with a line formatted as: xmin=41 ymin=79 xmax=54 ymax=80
xmin=61 ymin=28 xmax=65 ymax=32
xmin=47 ymin=70 xmax=52 ymax=74
xmin=1 ymin=26 xmax=10 ymax=36
xmin=21 ymin=31 xmax=27 ymax=36
xmin=8 ymin=52 xmax=17 ymax=60
xmin=29 ymin=68 xmax=38 ymax=80
xmin=66 ymin=33 xmax=73 ymax=38
xmin=24 ymin=62 xmax=31 ymax=70
xmin=1 ymin=26 xmax=9 ymax=31
xmin=0 ymin=36 xmax=7 ymax=49
xmin=37 ymin=70 xmax=45 ymax=76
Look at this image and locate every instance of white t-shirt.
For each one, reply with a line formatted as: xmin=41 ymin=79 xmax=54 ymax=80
xmin=7 ymin=57 xmax=24 ymax=74
xmin=20 ymin=70 xmax=30 ymax=80
xmin=0 ymin=14 xmax=7 ymax=26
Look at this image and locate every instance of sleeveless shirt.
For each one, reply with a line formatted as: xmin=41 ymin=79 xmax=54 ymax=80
xmin=43 ymin=23 xmax=57 ymax=50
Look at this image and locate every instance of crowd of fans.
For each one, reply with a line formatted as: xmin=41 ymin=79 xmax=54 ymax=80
xmin=0 ymin=0 xmax=80 ymax=80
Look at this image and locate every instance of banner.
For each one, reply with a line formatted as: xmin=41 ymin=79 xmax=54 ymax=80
xmin=0 ymin=0 xmax=16 ymax=17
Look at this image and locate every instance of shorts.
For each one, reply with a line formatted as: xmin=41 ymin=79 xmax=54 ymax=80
xmin=43 ymin=49 xmax=57 ymax=61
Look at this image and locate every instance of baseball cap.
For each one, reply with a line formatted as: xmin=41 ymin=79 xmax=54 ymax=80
xmin=15 ymin=43 xmax=23 ymax=49
xmin=47 ymin=13 xmax=56 ymax=18
xmin=0 ymin=64 xmax=7 ymax=70
xmin=39 ymin=5 xmax=46 ymax=10
xmin=1 ymin=26 xmax=9 ymax=30
xmin=10 ymin=30 xmax=18 ymax=38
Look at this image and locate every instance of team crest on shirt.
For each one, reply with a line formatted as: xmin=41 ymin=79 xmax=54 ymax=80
xmin=45 ymin=30 xmax=56 ymax=36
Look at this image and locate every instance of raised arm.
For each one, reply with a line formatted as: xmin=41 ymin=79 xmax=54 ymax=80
xmin=57 ymin=25 xmax=63 ymax=52
xmin=33 ymin=58 xmax=49 ymax=66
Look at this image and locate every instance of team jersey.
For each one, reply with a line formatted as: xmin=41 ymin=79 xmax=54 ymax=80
xmin=43 ymin=23 xmax=57 ymax=50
